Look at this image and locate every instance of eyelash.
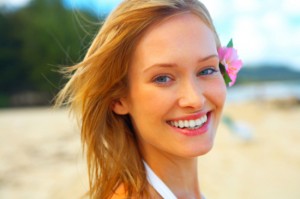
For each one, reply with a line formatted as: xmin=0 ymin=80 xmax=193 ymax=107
xmin=153 ymin=74 xmax=173 ymax=85
xmin=198 ymin=67 xmax=218 ymax=76
xmin=152 ymin=67 xmax=219 ymax=85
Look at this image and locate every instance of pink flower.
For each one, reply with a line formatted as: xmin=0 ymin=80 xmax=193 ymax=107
xmin=218 ymin=47 xmax=243 ymax=86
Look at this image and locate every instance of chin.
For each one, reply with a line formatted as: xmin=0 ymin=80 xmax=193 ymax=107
xmin=182 ymin=141 xmax=215 ymax=158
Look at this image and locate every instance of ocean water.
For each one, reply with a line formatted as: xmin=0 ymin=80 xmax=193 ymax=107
xmin=226 ymin=81 xmax=300 ymax=103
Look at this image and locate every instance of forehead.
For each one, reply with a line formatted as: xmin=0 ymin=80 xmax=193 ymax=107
xmin=132 ymin=13 xmax=217 ymax=63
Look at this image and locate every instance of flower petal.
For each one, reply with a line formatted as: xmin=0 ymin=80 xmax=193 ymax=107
xmin=218 ymin=43 xmax=243 ymax=87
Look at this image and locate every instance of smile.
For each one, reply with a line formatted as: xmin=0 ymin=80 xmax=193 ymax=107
xmin=168 ymin=114 xmax=208 ymax=130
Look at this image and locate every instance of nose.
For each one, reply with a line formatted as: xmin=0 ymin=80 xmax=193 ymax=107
xmin=178 ymin=77 xmax=205 ymax=110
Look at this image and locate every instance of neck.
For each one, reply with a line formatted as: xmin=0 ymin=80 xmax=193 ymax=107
xmin=143 ymin=151 xmax=202 ymax=199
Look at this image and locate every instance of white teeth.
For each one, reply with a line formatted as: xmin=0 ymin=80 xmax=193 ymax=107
xmin=179 ymin=120 xmax=184 ymax=128
xmin=196 ymin=119 xmax=202 ymax=126
xmin=169 ymin=114 xmax=208 ymax=129
xmin=184 ymin=120 xmax=189 ymax=128
xmin=173 ymin=121 xmax=178 ymax=127
xmin=189 ymin=120 xmax=196 ymax=128
xmin=201 ymin=115 xmax=207 ymax=123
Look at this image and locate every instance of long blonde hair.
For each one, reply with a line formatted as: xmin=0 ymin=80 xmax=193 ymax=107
xmin=56 ymin=0 xmax=220 ymax=198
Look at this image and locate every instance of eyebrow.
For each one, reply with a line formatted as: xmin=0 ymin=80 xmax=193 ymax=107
xmin=143 ymin=54 xmax=219 ymax=73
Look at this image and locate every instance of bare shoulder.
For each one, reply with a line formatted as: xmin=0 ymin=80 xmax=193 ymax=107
xmin=110 ymin=184 xmax=127 ymax=199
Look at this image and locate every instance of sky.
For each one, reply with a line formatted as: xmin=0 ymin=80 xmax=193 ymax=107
xmin=2 ymin=0 xmax=300 ymax=71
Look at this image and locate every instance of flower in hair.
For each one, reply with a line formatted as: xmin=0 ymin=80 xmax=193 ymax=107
xmin=218 ymin=39 xmax=243 ymax=87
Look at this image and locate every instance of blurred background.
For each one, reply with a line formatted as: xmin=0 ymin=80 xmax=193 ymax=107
xmin=0 ymin=0 xmax=299 ymax=198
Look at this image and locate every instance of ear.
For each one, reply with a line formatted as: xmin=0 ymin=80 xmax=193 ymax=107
xmin=112 ymin=98 xmax=129 ymax=115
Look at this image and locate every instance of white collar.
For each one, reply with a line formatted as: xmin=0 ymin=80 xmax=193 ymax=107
xmin=143 ymin=161 xmax=206 ymax=199
xmin=143 ymin=161 xmax=177 ymax=199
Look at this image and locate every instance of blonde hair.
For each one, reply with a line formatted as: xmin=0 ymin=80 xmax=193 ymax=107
xmin=56 ymin=0 xmax=220 ymax=198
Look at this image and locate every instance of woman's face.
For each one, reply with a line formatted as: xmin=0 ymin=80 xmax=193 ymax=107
xmin=114 ymin=13 xmax=226 ymax=159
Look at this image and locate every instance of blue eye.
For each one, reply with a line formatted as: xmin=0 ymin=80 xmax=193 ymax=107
xmin=153 ymin=75 xmax=172 ymax=84
xmin=198 ymin=68 xmax=217 ymax=76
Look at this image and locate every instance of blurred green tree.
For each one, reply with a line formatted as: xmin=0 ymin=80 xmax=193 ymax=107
xmin=0 ymin=0 xmax=101 ymax=106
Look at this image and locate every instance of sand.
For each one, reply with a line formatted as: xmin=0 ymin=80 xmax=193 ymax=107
xmin=1 ymin=101 xmax=299 ymax=199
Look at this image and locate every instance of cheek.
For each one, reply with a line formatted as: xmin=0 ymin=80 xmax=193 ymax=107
xmin=127 ymin=90 xmax=168 ymax=138
xmin=207 ymin=79 xmax=227 ymax=109
xmin=217 ymin=85 xmax=227 ymax=108
xmin=129 ymin=84 xmax=174 ymax=112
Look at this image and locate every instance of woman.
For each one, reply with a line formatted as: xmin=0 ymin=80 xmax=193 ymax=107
xmin=56 ymin=0 xmax=241 ymax=198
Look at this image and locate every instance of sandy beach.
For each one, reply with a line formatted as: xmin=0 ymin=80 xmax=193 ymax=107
xmin=1 ymin=100 xmax=300 ymax=199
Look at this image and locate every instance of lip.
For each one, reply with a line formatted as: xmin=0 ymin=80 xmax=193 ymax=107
xmin=167 ymin=112 xmax=211 ymax=137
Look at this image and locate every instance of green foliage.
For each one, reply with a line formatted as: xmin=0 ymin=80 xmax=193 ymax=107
xmin=227 ymin=39 xmax=233 ymax=48
xmin=219 ymin=62 xmax=232 ymax=86
xmin=0 ymin=0 xmax=101 ymax=106
xmin=237 ymin=65 xmax=300 ymax=84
